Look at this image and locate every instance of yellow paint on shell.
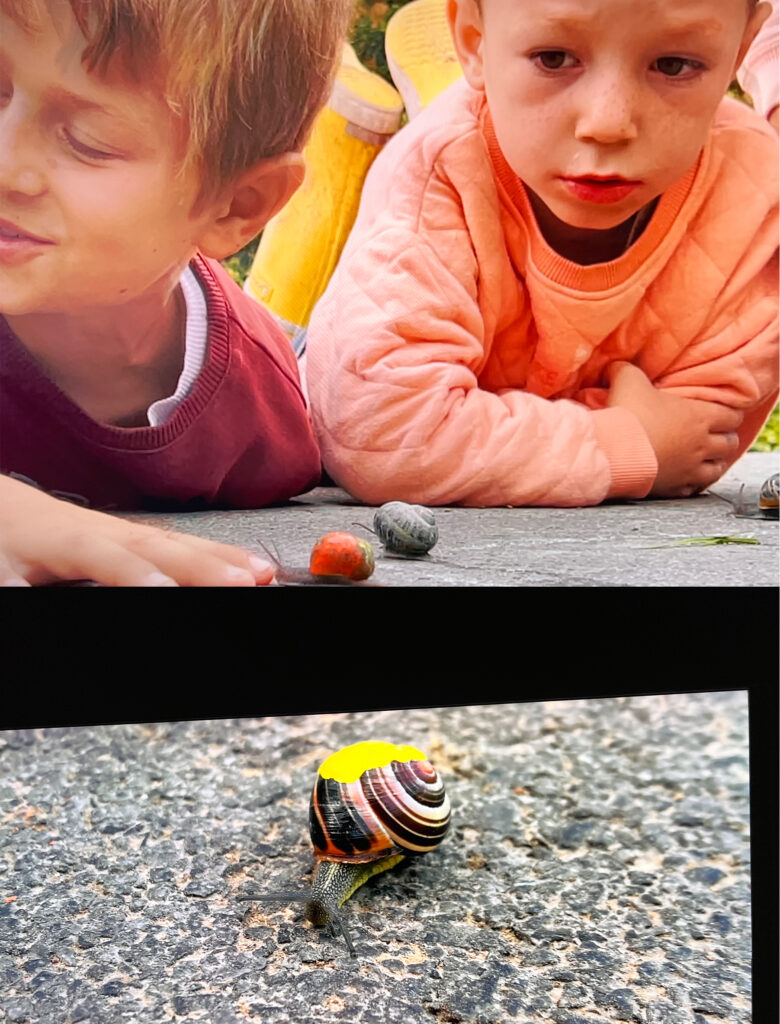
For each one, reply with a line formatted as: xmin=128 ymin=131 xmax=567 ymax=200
xmin=318 ymin=741 xmax=426 ymax=783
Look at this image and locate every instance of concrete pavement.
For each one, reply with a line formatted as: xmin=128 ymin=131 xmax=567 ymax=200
xmin=125 ymin=452 xmax=778 ymax=587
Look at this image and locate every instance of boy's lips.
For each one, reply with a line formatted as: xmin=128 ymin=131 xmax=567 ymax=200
xmin=0 ymin=218 xmax=53 ymax=244
xmin=0 ymin=218 xmax=55 ymax=266
xmin=561 ymin=176 xmax=643 ymax=204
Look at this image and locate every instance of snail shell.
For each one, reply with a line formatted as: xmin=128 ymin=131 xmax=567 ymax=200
xmin=310 ymin=741 xmax=451 ymax=862
xmin=758 ymin=472 xmax=779 ymax=513
xmin=239 ymin=741 xmax=450 ymax=958
xmin=373 ymin=502 xmax=438 ymax=555
xmin=309 ymin=532 xmax=375 ymax=580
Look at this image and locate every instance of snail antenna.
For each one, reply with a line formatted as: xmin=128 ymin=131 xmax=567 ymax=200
xmin=350 ymin=521 xmax=377 ymax=538
xmin=253 ymin=539 xmax=283 ymax=568
xmin=327 ymin=906 xmax=357 ymax=958
xmin=237 ymin=891 xmax=311 ymax=904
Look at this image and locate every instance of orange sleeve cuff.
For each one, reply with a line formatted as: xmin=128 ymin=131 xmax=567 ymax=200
xmin=592 ymin=407 xmax=658 ymax=500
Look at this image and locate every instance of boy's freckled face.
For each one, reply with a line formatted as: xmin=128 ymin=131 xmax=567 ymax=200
xmin=468 ymin=0 xmax=762 ymax=233
xmin=0 ymin=5 xmax=213 ymax=316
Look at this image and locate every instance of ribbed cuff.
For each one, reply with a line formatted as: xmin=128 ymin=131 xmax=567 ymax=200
xmin=592 ymin=407 xmax=658 ymax=500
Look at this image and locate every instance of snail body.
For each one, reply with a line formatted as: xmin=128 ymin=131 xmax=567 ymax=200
xmin=373 ymin=502 xmax=438 ymax=555
xmin=239 ymin=740 xmax=451 ymax=957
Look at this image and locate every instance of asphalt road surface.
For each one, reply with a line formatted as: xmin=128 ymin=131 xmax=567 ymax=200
xmin=0 ymin=691 xmax=757 ymax=1024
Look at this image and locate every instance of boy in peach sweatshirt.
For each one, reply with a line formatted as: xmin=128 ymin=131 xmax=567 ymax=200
xmin=305 ymin=0 xmax=778 ymax=507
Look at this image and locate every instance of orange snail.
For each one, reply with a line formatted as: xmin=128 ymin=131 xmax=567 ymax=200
xmin=254 ymin=533 xmax=376 ymax=586
xmin=238 ymin=741 xmax=451 ymax=957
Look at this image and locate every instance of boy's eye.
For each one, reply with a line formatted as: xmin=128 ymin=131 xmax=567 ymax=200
xmin=531 ymin=51 xmax=576 ymax=71
xmin=60 ymin=128 xmax=116 ymax=162
xmin=653 ymin=56 xmax=703 ymax=78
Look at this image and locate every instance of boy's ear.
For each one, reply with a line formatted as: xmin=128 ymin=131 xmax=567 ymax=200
xmin=197 ymin=152 xmax=305 ymax=261
xmin=732 ymin=1 xmax=773 ymax=76
xmin=447 ymin=0 xmax=485 ymax=91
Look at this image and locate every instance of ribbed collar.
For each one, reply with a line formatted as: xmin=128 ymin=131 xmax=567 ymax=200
xmin=481 ymin=105 xmax=705 ymax=292
xmin=0 ymin=253 xmax=230 ymax=450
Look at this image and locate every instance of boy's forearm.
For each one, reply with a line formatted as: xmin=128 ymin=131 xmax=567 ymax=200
xmin=653 ymin=313 xmax=778 ymax=423
xmin=307 ymin=243 xmax=660 ymax=507
xmin=309 ymin=345 xmax=656 ymax=507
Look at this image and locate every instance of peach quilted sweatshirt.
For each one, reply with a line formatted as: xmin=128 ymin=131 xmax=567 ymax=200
xmin=305 ymin=80 xmax=779 ymax=507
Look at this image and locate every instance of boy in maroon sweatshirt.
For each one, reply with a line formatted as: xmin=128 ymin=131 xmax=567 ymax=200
xmin=0 ymin=0 xmax=351 ymax=587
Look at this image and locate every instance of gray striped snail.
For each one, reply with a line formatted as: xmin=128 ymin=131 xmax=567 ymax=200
xmin=373 ymin=502 xmax=439 ymax=555
xmin=758 ymin=472 xmax=779 ymax=516
xmin=717 ymin=472 xmax=780 ymax=520
xmin=238 ymin=740 xmax=451 ymax=957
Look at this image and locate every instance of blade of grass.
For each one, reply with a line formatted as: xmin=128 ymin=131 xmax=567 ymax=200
xmin=646 ymin=535 xmax=760 ymax=548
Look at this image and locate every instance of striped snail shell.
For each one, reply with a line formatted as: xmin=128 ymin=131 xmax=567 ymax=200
xmin=373 ymin=502 xmax=438 ymax=555
xmin=238 ymin=741 xmax=451 ymax=958
xmin=758 ymin=472 xmax=779 ymax=514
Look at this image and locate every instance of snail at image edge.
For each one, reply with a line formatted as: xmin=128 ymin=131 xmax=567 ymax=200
xmin=237 ymin=740 xmax=451 ymax=958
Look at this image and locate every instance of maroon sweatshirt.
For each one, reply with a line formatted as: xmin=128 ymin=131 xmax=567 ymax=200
xmin=0 ymin=255 xmax=322 ymax=511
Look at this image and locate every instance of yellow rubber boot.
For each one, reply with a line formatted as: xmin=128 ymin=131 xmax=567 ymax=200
xmin=384 ymin=0 xmax=463 ymax=120
xmin=245 ymin=44 xmax=404 ymax=345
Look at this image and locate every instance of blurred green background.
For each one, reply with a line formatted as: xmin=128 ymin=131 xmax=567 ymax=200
xmin=222 ymin=1 xmax=778 ymax=451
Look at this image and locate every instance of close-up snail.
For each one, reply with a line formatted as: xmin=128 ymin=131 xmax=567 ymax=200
xmin=254 ymin=532 xmax=377 ymax=585
xmin=712 ymin=472 xmax=779 ymax=520
xmin=757 ymin=472 xmax=779 ymax=517
xmin=238 ymin=740 xmax=451 ymax=957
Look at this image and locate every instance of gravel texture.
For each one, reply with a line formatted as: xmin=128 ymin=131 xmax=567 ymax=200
xmin=0 ymin=693 xmax=754 ymax=1023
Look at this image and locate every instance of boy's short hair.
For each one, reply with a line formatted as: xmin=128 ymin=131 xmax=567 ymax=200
xmin=2 ymin=0 xmax=354 ymax=202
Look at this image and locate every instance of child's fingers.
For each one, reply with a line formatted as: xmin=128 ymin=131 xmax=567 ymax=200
xmin=684 ymin=399 xmax=744 ymax=433
xmin=708 ymin=407 xmax=744 ymax=433
xmin=33 ymin=528 xmax=262 ymax=587
xmin=705 ymin=431 xmax=740 ymax=460
xmin=85 ymin=530 xmax=265 ymax=587
xmin=29 ymin=532 xmax=181 ymax=587
xmin=151 ymin=530 xmax=275 ymax=584
xmin=604 ymin=360 xmax=635 ymax=385
xmin=0 ymin=551 xmax=32 ymax=587
xmin=87 ymin=517 xmax=275 ymax=585
xmin=689 ymin=459 xmax=730 ymax=494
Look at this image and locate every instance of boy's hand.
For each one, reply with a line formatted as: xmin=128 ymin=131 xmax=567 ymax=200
xmin=0 ymin=475 xmax=275 ymax=587
xmin=606 ymin=362 xmax=743 ymax=498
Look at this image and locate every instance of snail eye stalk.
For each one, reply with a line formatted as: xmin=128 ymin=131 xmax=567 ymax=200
xmin=326 ymin=908 xmax=357 ymax=958
xmin=237 ymin=892 xmax=311 ymax=903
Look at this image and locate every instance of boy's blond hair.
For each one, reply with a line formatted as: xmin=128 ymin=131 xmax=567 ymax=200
xmin=2 ymin=0 xmax=354 ymax=202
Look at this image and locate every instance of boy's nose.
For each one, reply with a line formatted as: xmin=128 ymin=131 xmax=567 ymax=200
xmin=0 ymin=110 xmax=47 ymax=197
xmin=574 ymin=71 xmax=639 ymax=145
